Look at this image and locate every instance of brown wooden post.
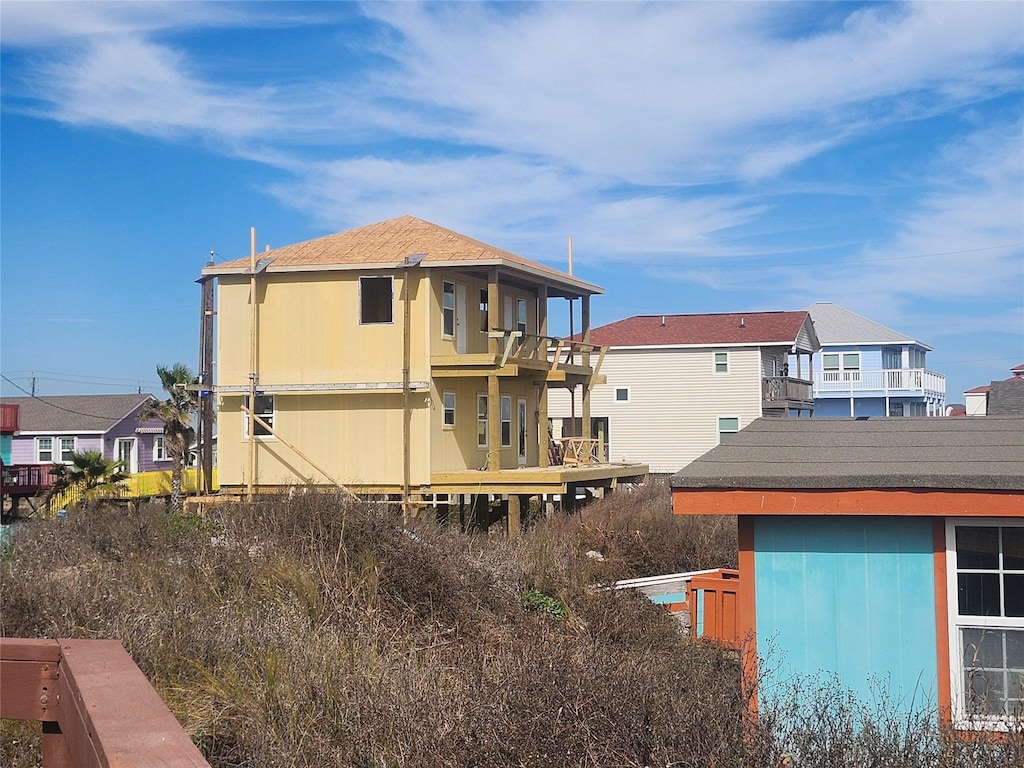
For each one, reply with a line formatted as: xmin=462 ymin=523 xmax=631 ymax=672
xmin=196 ymin=258 xmax=215 ymax=495
xmin=538 ymin=286 xmax=550 ymax=467
xmin=507 ymin=493 xmax=521 ymax=537
xmin=486 ymin=268 xmax=501 ymax=470
xmin=42 ymin=722 xmax=73 ymax=768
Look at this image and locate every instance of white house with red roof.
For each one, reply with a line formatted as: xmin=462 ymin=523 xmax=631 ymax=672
xmin=547 ymin=311 xmax=819 ymax=473
xmin=965 ymin=363 xmax=1024 ymax=416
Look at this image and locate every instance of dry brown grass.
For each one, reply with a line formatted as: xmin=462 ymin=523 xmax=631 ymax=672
xmin=1 ymin=482 xmax=1019 ymax=767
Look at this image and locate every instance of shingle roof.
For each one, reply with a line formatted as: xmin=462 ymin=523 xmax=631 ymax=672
xmin=988 ymin=378 xmax=1024 ymax=416
xmin=583 ymin=311 xmax=814 ymax=348
xmin=805 ymin=302 xmax=929 ymax=349
xmin=0 ymin=395 xmax=155 ymax=433
xmin=203 ymin=215 xmax=601 ymax=297
xmin=669 ymin=416 xmax=1024 ymax=491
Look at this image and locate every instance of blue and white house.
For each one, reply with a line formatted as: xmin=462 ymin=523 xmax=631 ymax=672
xmin=796 ymin=303 xmax=946 ymax=417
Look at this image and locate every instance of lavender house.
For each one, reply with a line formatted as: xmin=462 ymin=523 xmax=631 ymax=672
xmin=1 ymin=395 xmax=166 ymax=475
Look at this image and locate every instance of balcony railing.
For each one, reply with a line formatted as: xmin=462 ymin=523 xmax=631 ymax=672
xmin=813 ymin=368 xmax=946 ymax=397
xmin=433 ymin=331 xmax=606 ymax=381
xmin=761 ymin=376 xmax=813 ymax=407
xmin=1 ymin=463 xmax=58 ymax=497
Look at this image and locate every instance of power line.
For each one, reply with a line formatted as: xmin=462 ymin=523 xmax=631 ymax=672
xmin=0 ymin=374 xmax=154 ymax=419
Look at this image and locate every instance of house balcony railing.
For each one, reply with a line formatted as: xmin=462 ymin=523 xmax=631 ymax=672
xmin=1 ymin=463 xmax=58 ymax=498
xmin=813 ymin=368 xmax=946 ymax=398
xmin=761 ymin=376 xmax=814 ymax=411
xmin=431 ymin=331 xmax=606 ymax=383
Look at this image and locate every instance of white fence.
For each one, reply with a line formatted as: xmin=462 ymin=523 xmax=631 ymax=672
xmin=813 ymin=368 xmax=945 ymax=397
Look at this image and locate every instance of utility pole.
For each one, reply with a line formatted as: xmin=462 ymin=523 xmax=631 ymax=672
xmin=196 ymin=252 xmax=216 ymax=495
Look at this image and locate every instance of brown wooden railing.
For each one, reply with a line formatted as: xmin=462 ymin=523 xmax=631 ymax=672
xmin=761 ymin=376 xmax=813 ymax=405
xmin=688 ymin=569 xmax=742 ymax=649
xmin=1 ymin=463 xmax=58 ymax=498
xmin=0 ymin=637 xmax=211 ymax=767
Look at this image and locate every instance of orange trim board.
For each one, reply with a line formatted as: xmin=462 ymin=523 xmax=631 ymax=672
xmin=932 ymin=519 xmax=952 ymax=726
xmin=673 ymin=489 xmax=1023 ymax=518
xmin=737 ymin=516 xmax=759 ymax=716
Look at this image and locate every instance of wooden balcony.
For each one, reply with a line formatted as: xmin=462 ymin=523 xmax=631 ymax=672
xmin=761 ymin=376 xmax=814 ymax=413
xmin=431 ymin=332 xmax=606 ymax=386
xmin=0 ymin=637 xmax=211 ymax=767
xmin=1 ymin=463 xmax=58 ymax=498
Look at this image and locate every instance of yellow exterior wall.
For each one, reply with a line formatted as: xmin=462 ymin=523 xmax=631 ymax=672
xmin=215 ymin=267 xmax=545 ymax=488
xmin=218 ymin=270 xmax=430 ymax=387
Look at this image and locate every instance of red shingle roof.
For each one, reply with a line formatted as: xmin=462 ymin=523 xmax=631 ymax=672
xmin=585 ymin=312 xmax=812 ymax=347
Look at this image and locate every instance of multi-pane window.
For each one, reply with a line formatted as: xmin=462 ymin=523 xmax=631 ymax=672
xmin=360 ymin=276 xmax=393 ymax=324
xmin=477 ymin=394 xmax=488 ymax=448
xmin=718 ymin=417 xmax=740 ymax=444
xmin=714 ymin=352 xmax=729 ymax=374
xmin=500 ymin=396 xmax=512 ymax=447
xmin=442 ymin=282 xmax=456 ymax=337
xmin=949 ymin=522 xmax=1024 ymax=725
xmin=443 ymin=392 xmax=456 ymax=428
xmin=154 ymin=436 xmax=169 ymax=461
xmin=244 ymin=395 xmax=275 ymax=437
xmin=822 ymin=352 xmax=861 ymax=381
xmin=37 ymin=436 xmax=74 ymax=463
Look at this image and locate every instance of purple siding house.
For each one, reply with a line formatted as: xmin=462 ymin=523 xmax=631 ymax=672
xmin=1 ymin=395 xmax=167 ymax=475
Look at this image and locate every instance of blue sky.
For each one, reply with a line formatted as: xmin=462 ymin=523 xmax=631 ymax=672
xmin=1 ymin=1 xmax=1022 ymax=403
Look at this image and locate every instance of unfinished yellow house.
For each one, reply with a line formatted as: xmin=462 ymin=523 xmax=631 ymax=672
xmin=202 ymin=216 xmax=647 ymax=526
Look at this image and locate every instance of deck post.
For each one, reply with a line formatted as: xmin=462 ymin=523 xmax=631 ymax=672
xmin=507 ymin=494 xmax=521 ymax=537
xmin=42 ymin=722 xmax=73 ymax=768
xmin=581 ymin=295 xmax=592 ymax=441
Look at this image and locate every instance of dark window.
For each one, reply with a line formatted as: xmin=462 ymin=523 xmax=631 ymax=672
xmin=360 ymin=276 xmax=393 ymax=324
xmin=443 ymin=282 xmax=455 ymax=337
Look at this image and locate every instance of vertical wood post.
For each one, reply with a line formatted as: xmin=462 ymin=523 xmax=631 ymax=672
xmin=246 ymin=227 xmax=257 ymax=501
xmin=487 ymin=268 xmax=501 ymax=471
xmin=197 ymin=258 xmax=215 ymax=495
xmin=581 ymin=294 xmax=592 ymax=441
xmin=538 ymin=286 xmax=549 ymax=467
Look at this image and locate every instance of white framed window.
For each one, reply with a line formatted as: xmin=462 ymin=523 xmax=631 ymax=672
xmin=37 ymin=436 xmax=75 ymax=463
xmin=443 ymin=391 xmax=456 ymax=428
xmin=244 ymin=395 xmax=276 ymax=438
xmin=718 ymin=416 xmax=740 ymax=444
xmin=359 ymin=276 xmax=393 ymax=324
xmin=822 ymin=352 xmax=861 ymax=382
xmin=946 ymin=518 xmax=1024 ymax=730
xmin=615 ymin=388 xmax=630 ymax=402
xmin=154 ymin=435 xmax=169 ymax=461
xmin=714 ymin=351 xmax=729 ymax=374
xmin=500 ymin=395 xmax=512 ymax=448
xmin=477 ymin=394 xmax=488 ymax=448
xmin=442 ymin=281 xmax=456 ymax=338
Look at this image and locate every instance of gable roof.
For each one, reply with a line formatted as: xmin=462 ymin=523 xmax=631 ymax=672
xmin=805 ymin=302 xmax=931 ymax=350
xmin=583 ymin=311 xmax=817 ymax=351
xmin=202 ymin=215 xmax=601 ymax=298
xmin=0 ymin=394 xmax=155 ymax=434
xmin=669 ymin=416 xmax=1024 ymax=491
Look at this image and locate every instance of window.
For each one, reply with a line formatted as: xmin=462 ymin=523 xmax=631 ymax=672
xmin=823 ymin=352 xmax=861 ymax=381
xmin=714 ymin=351 xmax=729 ymax=374
xmin=516 ymin=298 xmax=528 ymax=335
xmin=443 ymin=391 xmax=456 ymax=428
xmin=154 ymin=436 xmax=169 ymax=461
xmin=477 ymin=394 xmax=488 ymax=448
xmin=948 ymin=520 xmax=1024 ymax=727
xmin=37 ymin=437 xmax=74 ymax=463
xmin=244 ymin=395 xmax=275 ymax=437
xmin=360 ymin=276 xmax=393 ymax=324
xmin=615 ymin=388 xmax=630 ymax=402
xmin=889 ymin=402 xmax=905 ymax=417
xmin=479 ymin=289 xmax=489 ymax=332
xmin=442 ymin=281 xmax=456 ymax=337
xmin=718 ymin=417 xmax=740 ymax=444
xmin=500 ymin=395 xmax=512 ymax=447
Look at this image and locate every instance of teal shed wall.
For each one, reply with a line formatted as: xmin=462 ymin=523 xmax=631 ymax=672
xmin=1 ymin=434 xmax=10 ymax=465
xmin=754 ymin=516 xmax=938 ymax=713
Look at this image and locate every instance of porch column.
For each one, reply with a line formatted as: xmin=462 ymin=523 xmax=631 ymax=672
xmin=488 ymin=373 xmax=501 ymax=471
xmin=581 ymin=295 xmax=592 ymax=441
xmin=538 ymin=286 xmax=550 ymax=467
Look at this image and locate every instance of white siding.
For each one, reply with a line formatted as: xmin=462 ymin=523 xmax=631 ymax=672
xmin=548 ymin=346 xmax=766 ymax=473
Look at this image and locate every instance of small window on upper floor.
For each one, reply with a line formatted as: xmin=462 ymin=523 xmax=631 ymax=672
xmin=714 ymin=351 xmax=729 ymax=374
xmin=516 ymin=298 xmax=528 ymax=335
xmin=442 ymin=281 xmax=456 ymax=338
xmin=615 ymin=388 xmax=630 ymax=402
xmin=360 ymin=276 xmax=393 ymax=324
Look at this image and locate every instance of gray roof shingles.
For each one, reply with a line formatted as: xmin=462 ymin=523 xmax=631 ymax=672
xmin=669 ymin=416 xmax=1024 ymax=491
xmin=1 ymin=394 xmax=156 ymax=433
xmin=806 ymin=302 xmax=927 ymax=348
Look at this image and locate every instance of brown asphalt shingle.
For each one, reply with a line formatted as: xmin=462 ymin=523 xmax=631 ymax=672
xmin=584 ymin=311 xmax=812 ymax=347
xmin=1 ymin=395 xmax=155 ymax=433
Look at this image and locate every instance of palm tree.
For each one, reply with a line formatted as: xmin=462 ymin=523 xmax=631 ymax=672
xmin=140 ymin=363 xmax=198 ymax=514
xmin=48 ymin=450 xmax=128 ymax=504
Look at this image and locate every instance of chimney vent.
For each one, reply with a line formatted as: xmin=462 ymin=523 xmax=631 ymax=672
xmin=661 ymin=315 xmax=666 ymax=327
xmin=740 ymin=317 xmax=745 ymax=328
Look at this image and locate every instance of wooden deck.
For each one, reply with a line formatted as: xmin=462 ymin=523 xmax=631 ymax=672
xmin=428 ymin=461 xmax=648 ymax=495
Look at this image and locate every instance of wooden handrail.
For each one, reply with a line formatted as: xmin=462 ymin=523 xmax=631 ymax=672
xmin=688 ymin=569 xmax=742 ymax=649
xmin=0 ymin=637 xmax=211 ymax=767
